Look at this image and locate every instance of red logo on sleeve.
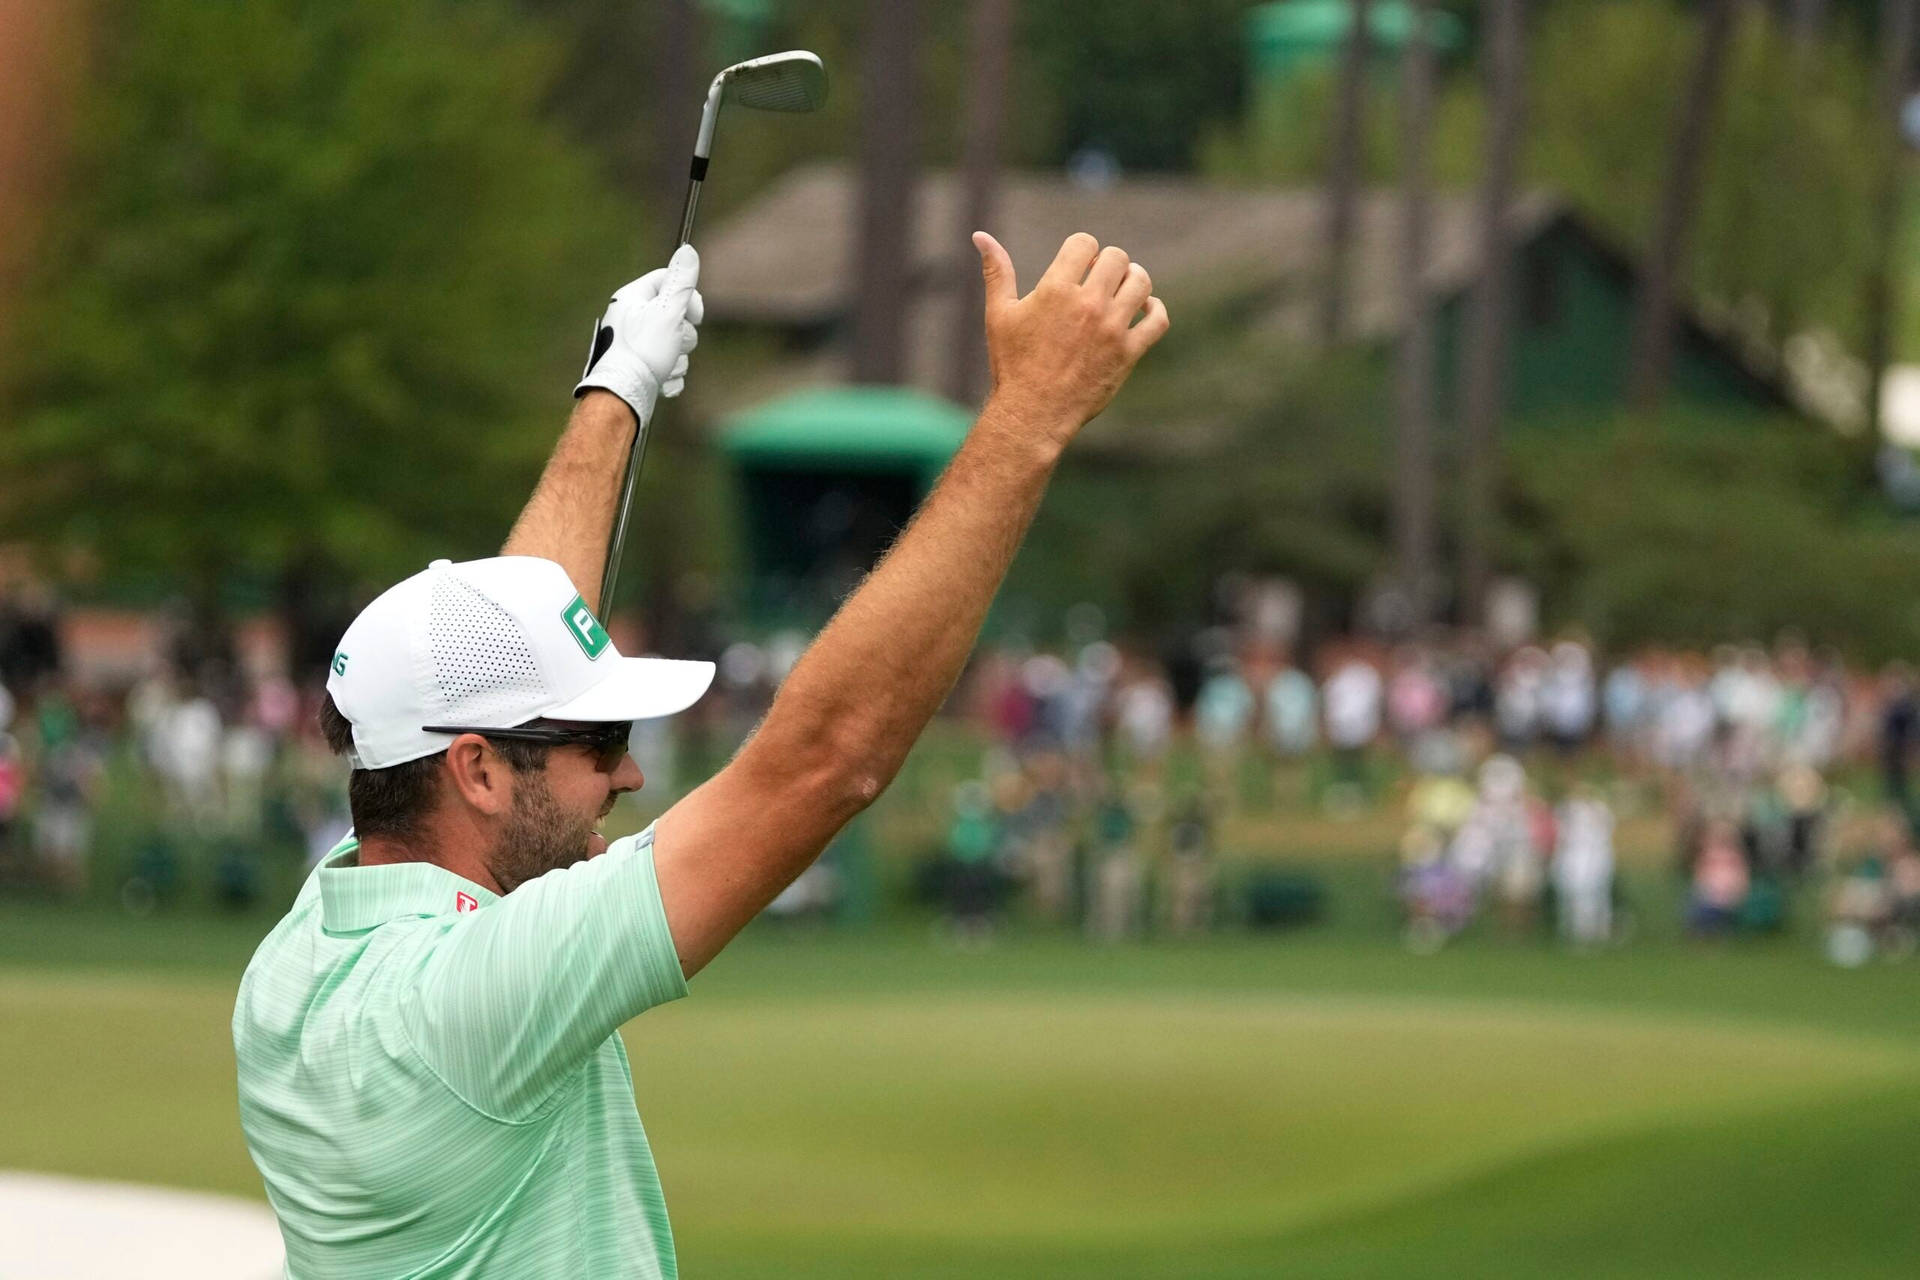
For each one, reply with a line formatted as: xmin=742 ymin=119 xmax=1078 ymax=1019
xmin=454 ymin=892 xmax=479 ymax=914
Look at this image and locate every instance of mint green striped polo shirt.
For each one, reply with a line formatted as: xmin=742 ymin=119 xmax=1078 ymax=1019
xmin=233 ymin=826 xmax=688 ymax=1278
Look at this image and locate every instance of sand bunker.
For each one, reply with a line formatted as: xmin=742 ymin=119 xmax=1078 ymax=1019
xmin=0 ymin=1171 xmax=282 ymax=1279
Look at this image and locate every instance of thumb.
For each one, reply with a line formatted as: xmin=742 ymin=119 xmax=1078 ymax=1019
xmin=662 ymin=243 xmax=700 ymax=299
xmin=973 ymin=231 xmax=1016 ymax=308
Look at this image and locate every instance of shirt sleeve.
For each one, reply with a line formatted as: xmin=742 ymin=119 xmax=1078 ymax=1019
xmin=403 ymin=825 xmax=688 ymax=1119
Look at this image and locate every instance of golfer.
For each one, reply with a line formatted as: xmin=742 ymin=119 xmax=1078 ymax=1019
xmin=234 ymin=230 xmax=1167 ymax=1278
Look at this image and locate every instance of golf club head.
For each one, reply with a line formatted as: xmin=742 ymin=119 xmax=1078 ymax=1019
xmin=715 ymin=50 xmax=829 ymax=113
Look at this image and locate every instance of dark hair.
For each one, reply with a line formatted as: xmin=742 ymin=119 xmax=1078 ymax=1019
xmin=318 ymin=692 xmax=547 ymax=842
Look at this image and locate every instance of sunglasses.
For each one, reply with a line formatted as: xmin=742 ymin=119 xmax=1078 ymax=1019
xmin=423 ymin=720 xmax=635 ymax=773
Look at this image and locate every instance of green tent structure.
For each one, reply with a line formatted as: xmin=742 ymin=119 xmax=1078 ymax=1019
xmin=1242 ymin=1 xmax=1467 ymax=153
xmin=1246 ymin=0 xmax=1465 ymax=87
xmin=718 ymin=385 xmax=972 ymax=622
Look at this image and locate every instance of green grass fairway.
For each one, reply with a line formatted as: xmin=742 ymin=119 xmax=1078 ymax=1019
xmin=1 ymin=914 xmax=1917 ymax=1277
xmin=640 ymin=995 xmax=1917 ymax=1279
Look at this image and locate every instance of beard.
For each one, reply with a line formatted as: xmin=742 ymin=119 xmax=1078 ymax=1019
xmin=489 ymin=768 xmax=598 ymax=895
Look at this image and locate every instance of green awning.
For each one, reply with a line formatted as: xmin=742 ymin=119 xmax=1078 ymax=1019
xmin=1248 ymin=0 xmax=1464 ymax=78
xmin=718 ymin=386 xmax=973 ymax=479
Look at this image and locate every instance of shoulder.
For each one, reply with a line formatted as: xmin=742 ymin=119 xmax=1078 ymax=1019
xmin=237 ymin=889 xmax=321 ymax=1000
xmin=234 ymin=899 xmax=436 ymax=1046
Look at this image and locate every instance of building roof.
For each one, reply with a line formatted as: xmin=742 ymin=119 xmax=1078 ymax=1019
xmin=699 ymin=161 xmax=1558 ymax=396
xmin=697 ymin=162 xmax=1809 ymax=434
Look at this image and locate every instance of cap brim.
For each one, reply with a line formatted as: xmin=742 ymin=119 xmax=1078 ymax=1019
xmin=543 ymin=657 xmax=716 ymax=723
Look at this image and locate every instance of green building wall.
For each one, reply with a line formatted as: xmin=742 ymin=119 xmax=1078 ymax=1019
xmin=1430 ymin=218 xmax=1788 ymax=427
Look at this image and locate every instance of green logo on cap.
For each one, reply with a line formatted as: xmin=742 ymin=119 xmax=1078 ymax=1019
xmin=561 ymin=595 xmax=611 ymax=659
xmin=331 ymin=651 xmax=349 ymax=676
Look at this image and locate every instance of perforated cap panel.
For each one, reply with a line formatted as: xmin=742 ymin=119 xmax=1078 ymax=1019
xmin=428 ymin=573 xmax=548 ymax=724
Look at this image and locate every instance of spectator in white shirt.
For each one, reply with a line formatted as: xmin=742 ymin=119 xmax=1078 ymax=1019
xmin=1554 ymin=786 xmax=1615 ymax=946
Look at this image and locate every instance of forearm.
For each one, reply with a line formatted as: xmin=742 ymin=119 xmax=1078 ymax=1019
xmin=750 ymin=398 xmax=1066 ymax=797
xmin=651 ymin=230 xmax=1166 ymax=977
xmin=653 ymin=399 xmax=1065 ymax=977
xmin=501 ymin=392 xmax=636 ymax=605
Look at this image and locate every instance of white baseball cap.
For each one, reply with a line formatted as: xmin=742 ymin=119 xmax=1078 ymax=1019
xmin=326 ymin=556 xmax=715 ymax=769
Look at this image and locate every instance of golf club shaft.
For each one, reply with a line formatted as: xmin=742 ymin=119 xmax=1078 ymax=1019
xmin=596 ymin=157 xmax=708 ymax=617
xmin=597 ymin=50 xmax=824 ymax=616
xmin=677 ymin=158 xmax=707 ymax=248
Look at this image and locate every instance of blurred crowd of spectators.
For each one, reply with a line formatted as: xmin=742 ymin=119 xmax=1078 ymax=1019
xmin=917 ymin=626 xmax=1920 ymax=955
xmin=3 ymin=586 xmax=1919 ymax=961
xmin=0 ymin=596 xmax=347 ymax=908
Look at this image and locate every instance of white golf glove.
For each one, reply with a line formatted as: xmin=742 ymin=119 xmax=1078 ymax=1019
xmin=574 ymin=244 xmax=704 ymax=425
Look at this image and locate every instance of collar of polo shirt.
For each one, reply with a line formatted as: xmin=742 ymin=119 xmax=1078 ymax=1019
xmin=317 ymin=838 xmax=499 ymax=931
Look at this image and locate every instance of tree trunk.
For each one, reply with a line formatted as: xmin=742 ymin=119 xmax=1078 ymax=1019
xmin=853 ymin=0 xmax=921 ymax=385
xmin=947 ymin=0 xmax=1015 ymax=405
xmin=278 ymin=552 xmax=356 ymax=685
xmin=1458 ymin=0 xmax=1525 ymax=622
xmin=1866 ymin=0 xmax=1917 ymax=453
xmin=652 ymin=0 xmax=704 ymax=248
xmin=1393 ymin=0 xmax=1438 ymax=626
xmin=631 ymin=0 xmax=705 ymax=625
xmin=1322 ymin=0 xmax=1373 ymax=343
xmin=0 ymin=0 xmax=79 ymax=355
xmin=1627 ymin=0 xmax=1740 ymax=412
xmin=1788 ymin=0 xmax=1826 ymax=76
xmin=180 ymin=557 xmax=240 ymax=699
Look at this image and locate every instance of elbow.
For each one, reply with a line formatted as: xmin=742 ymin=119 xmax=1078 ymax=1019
xmin=743 ymin=722 xmax=893 ymax=824
xmin=808 ymin=751 xmax=888 ymax=824
xmin=815 ymin=716 xmax=898 ymax=815
xmin=842 ymin=767 xmax=886 ymax=813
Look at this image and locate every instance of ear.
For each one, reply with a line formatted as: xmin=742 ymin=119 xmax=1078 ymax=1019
xmin=443 ymin=735 xmax=515 ymax=818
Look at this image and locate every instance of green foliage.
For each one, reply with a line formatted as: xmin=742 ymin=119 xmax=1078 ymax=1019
xmin=1021 ymin=0 xmax=1250 ymax=171
xmin=519 ymin=0 xmax=872 ymax=227
xmin=1200 ymin=45 xmax=1485 ymax=188
xmin=1014 ymin=337 xmax=1396 ymax=637
xmin=518 ymin=0 xmax=697 ymax=197
xmin=529 ymin=0 xmax=1263 ymax=186
xmin=1507 ymin=410 xmax=1920 ymax=658
xmin=1207 ymin=0 xmax=1889 ymax=358
xmin=1021 ymin=329 xmax=1920 ymax=659
xmin=1 ymin=0 xmax=629 ymax=594
xmin=1527 ymin=0 xmax=1882 ymax=351
xmin=517 ymin=0 xmax=1053 ymax=230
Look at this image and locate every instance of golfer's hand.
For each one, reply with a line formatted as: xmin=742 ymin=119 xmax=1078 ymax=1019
xmin=574 ymin=244 xmax=705 ymax=425
xmin=973 ymin=231 xmax=1169 ymax=450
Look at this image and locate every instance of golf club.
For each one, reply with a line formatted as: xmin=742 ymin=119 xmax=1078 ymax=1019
xmin=598 ymin=50 xmax=829 ymax=617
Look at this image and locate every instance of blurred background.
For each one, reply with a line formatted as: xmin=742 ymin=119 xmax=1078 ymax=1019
xmin=3 ymin=0 xmax=1920 ymax=1275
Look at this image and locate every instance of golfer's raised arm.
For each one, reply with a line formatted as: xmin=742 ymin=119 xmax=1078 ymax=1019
xmin=504 ymin=247 xmax=704 ymax=603
xmin=656 ymin=231 xmax=1168 ymax=976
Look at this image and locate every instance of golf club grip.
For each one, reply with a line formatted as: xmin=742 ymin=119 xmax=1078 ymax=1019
xmin=597 ymin=169 xmax=705 ymax=616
